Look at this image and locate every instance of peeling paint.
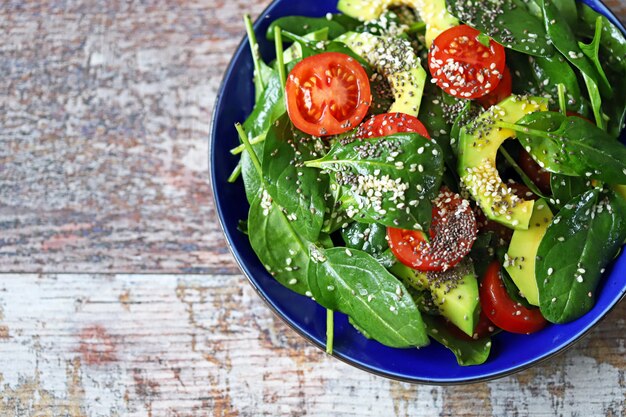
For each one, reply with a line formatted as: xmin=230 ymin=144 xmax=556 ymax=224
xmin=77 ymin=325 xmax=117 ymax=366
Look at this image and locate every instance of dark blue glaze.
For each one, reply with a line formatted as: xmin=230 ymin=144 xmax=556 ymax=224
xmin=210 ymin=0 xmax=626 ymax=383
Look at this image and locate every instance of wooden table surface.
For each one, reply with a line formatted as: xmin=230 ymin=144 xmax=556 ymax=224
xmin=1 ymin=1 xmax=625 ymax=416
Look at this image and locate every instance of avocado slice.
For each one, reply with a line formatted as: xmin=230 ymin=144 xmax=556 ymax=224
xmin=504 ymin=198 xmax=553 ymax=306
xmin=337 ymin=31 xmax=426 ymax=116
xmin=337 ymin=0 xmax=458 ymax=46
xmin=390 ymin=260 xmax=480 ymax=337
xmin=458 ymin=96 xmax=549 ymax=230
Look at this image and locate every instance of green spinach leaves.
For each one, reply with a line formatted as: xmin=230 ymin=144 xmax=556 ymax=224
xmin=308 ymin=247 xmax=429 ymax=348
xmin=512 ymin=112 xmax=626 ymax=184
xmin=536 ymin=189 xmax=626 ymax=323
xmin=306 ymin=133 xmax=444 ymax=231
xmin=447 ymin=0 xmax=554 ymax=56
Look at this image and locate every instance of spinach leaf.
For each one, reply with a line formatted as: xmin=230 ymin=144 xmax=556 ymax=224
xmin=577 ymin=3 xmax=626 ymax=136
xmin=267 ymin=15 xmax=348 ymax=41
xmin=536 ymin=189 xmax=626 ymax=323
xmin=321 ymin=181 xmax=353 ymax=234
xmin=421 ymin=315 xmax=491 ymax=366
xmin=241 ymin=72 xmax=286 ymax=203
xmin=450 ymin=100 xmax=481 ymax=156
xmin=419 ymin=83 xmax=465 ymax=180
xmin=283 ymin=28 xmax=329 ymax=64
xmin=529 ymin=55 xmax=587 ymax=115
xmin=540 ymin=0 xmax=611 ymax=97
xmin=306 ymin=133 xmax=444 ymax=231
xmin=469 ymin=231 xmax=496 ymax=279
xmin=498 ymin=146 xmax=548 ymax=199
xmin=500 ymin=267 xmax=533 ymax=308
xmin=550 ymin=174 xmax=590 ymax=208
xmin=244 ymin=14 xmax=272 ymax=102
xmin=248 ymin=188 xmax=313 ymax=295
xmin=578 ymin=17 xmax=611 ymax=101
xmin=262 ymin=114 xmax=328 ymax=241
xmin=239 ymin=122 xmax=317 ymax=296
xmin=447 ymin=0 xmax=554 ymax=56
xmin=341 ymin=221 xmax=388 ymax=256
xmin=514 ymin=112 xmax=626 ymax=183
xmin=507 ymin=51 xmax=543 ymax=96
xmin=243 ymin=72 xmax=285 ymax=138
xmin=551 ymin=0 xmax=577 ymax=29
xmin=406 ymin=287 xmax=440 ymax=316
xmin=307 ymin=246 xmax=429 ymax=347
xmin=281 ymin=31 xmax=372 ymax=70
xmin=577 ymin=3 xmax=626 ymax=71
xmin=581 ymin=72 xmax=604 ymax=130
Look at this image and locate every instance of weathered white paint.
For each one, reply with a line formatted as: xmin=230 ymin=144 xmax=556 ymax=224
xmin=0 ymin=274 xmax=623 ymax=416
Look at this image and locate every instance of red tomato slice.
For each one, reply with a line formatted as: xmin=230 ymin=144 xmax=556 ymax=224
xmin=477 ymin=66 xmax=512 ymax=108
xmin=518 ymin=149 xmax=551 ymax=194
xmin=480 ymin=261 xmax=547 ymax=334
xmin=285 ymin=52 xmax=371 ymax=136
xmin=428 ymin=25 xmax=506 ymax=99
xmin=387 ymin=188 xmax=477 ymax=271
xmin=356 ymin=112 xmax=431 ymax=139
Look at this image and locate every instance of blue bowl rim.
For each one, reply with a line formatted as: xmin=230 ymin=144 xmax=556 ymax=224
xmin=209 ymin=0 xmax=626 ymax=385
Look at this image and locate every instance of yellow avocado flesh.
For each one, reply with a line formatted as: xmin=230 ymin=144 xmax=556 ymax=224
xmin=458 ymin=96 xmax=549 ymax=230
xmin=391 ymin=262 xmax=479 ymax=337
xmin=505 ymin=198 xmax=553 ymax=306
xmin=337 ymin=0 xmax=458 ymax=46
xmin=338 ymin=31 xmax=426 ymax=116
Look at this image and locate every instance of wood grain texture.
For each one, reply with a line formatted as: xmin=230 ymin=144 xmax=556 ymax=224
xmin=1 ymin=0 xmax=625 ymax=416
xmin=0 ymin=274 xmax=623 ymax=417
xmin=0 ymin=0 xmax=273 ymax=274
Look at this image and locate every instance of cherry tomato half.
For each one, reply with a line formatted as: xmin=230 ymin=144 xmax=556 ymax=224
xmin=356 ymin=112 xmax=431 ymax=139
xmin=477 ymin=66 xmax=512 ymax=108
xmin=285 ymin=52 xmax=371 ymax=136
xmin=428 ymin=25 xmax=506 ymax=99
xmin=480 ymin=261 xmax=547 ymax=334
xmin=388 ymin=188 xmax=477 ymax=271
xmin=518 ymin=149 xmax=551 ymax=195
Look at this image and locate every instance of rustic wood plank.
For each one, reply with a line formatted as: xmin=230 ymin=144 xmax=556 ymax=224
xmin=0 ymin=0 xmax=274 ymax=274
xmin=0 ymin=274 xmax=623 ymax=416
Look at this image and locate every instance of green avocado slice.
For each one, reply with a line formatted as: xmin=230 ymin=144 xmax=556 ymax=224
xmin=458 ymin=96 xmax=549 ymax=230
xmin=390 ymin=259 xmax=480 ymax=337
xmin=337 ymin=0 xmax=458 ymax=46
xmin=337 ymin=31 xmax=426 ymax=116
xmin=504 ymin=198 xmax=553 ymax=306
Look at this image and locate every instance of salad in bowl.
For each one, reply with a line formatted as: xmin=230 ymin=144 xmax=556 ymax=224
xmin=215 ymin=0 xmax=626 ymax=377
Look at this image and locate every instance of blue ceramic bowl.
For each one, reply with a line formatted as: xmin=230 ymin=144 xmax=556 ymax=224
xmin=210 ymin=0 xmax=626 ymax=383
